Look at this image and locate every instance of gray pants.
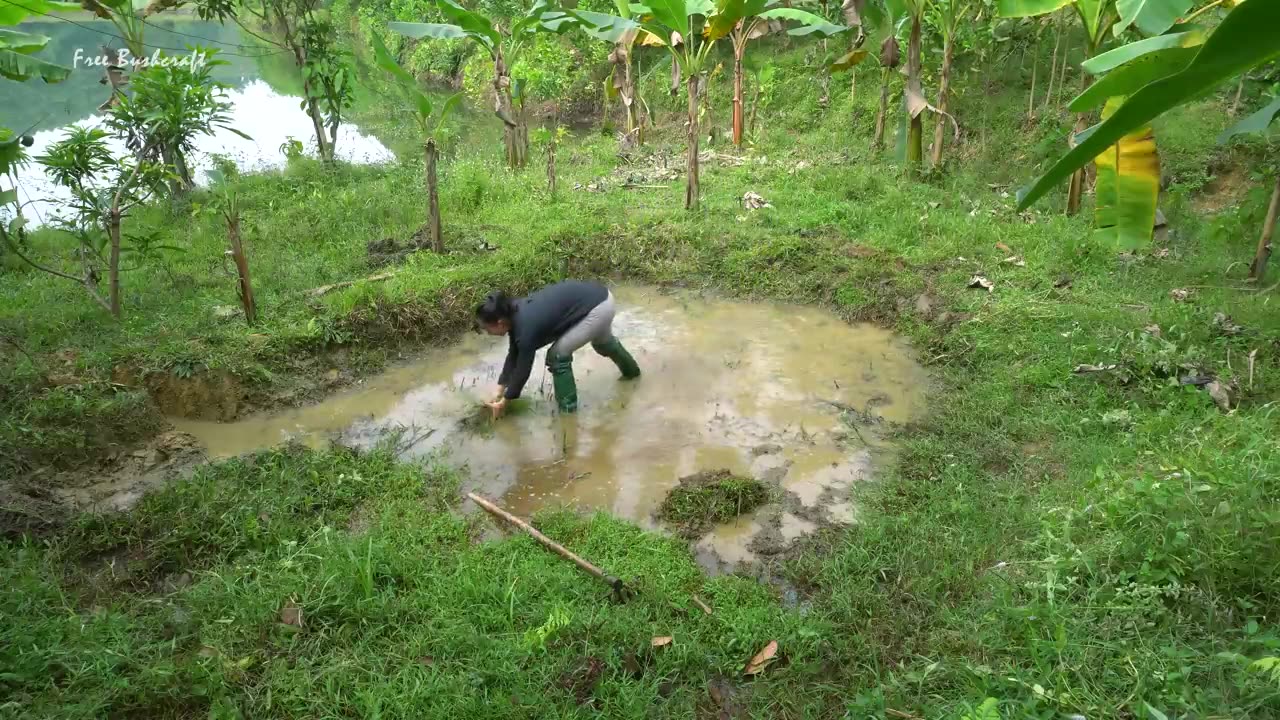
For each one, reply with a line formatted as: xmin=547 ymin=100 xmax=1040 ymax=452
xmin=548 ymin=292 xmax=616 ymax=359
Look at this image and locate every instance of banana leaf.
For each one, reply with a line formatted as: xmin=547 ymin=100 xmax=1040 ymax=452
xmin=1093 ymin=96 xmax=1160 ymax=249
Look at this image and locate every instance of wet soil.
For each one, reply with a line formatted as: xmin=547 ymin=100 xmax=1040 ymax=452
xmin=167 ymin=286 xmax=928 ymax=570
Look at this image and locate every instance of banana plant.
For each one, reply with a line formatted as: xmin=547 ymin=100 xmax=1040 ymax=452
xmin=886 ymin=0 xmax=932 ymax=172
xmin=925 ymin=0 xmax=974 ymax=167
xmin=999 ymin=0 xmax=1125 ymax=212
xmin=391 ymin=0 xmax=575 ymax=169
xmin=1219 ymin=91 xmax=1280 ymax=281
xmin=706 ymin=0 xmax=847 ymax=146
xmin=370 ymin=32 xmax=461 ymax=253
xmin=575 ymin=0 xmax=649 ymax=142
xmin=1017 ymin=0 xmax=1280 ymax=250
xmin=573 ymin=0 xmax=720 ymax=209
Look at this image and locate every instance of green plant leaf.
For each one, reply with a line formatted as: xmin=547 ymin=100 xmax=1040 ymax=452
xmin=570 ymin=9 xmax=641 ymax=41
xmin=389 ymin=21 xmax=471 ymax=42
xmin=433 ymin=0 xmax=501 ymax=47
xmin=1093 ymin=96 xmax=1160 ymax=249
xmin=707 ymin=0 xmax=771 ymax=40
xmin=1070 ymin=46 xmax=1197 ymax=111
xmin=0 ymin=0 xmax=80 ymax=25
xmin=1082 ymin=28 xmax=1205 ymax=74
xmin=0 ymin=188 xmax=16 ymax=207
xmin=0 ymin=48 xmax=71 ymax=83
xmin=1017 ymin=0 xmax=1280 ymax=211
xmin=1115 ymin=0 xmax=1192 ymax=37
xmin=759 ymin=7 xmax=846 ymax=36
xmin=1218 ymin=94 xmax=1280 ymax=143
xmin=0 ymin=28 xmax=51 ymax=53
xmin=996 ymin=0 xmax=1070 ymax=19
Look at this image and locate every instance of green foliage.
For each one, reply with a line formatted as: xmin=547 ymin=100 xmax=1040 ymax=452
xmin=1018 ymin=0 xmax=1280 ymax=212
xmin=657 ymin=471 xmax=770 ymax=538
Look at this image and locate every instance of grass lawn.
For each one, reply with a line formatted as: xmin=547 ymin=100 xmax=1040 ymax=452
xmin=3 ymin=37 xmax=1280 ymax=718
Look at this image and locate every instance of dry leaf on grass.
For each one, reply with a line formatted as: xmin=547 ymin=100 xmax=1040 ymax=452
xmin=1002 ymin=255 xmax=1026 ymax=267
xmin=1144 ymin=324 xmax=1162 ymax=337
xmin=651 ymin=636 xmax=673 ymax=647
xmin=995 ymin=242 xmax=1012 ymax=252
xmin=968 ymin=275 xmax=994 ymax=292
xmin=1169 ymin=288 xmax=1194 ymax=302
xmin=280 ymin=599 xmax=303 ymax=627
xmin=1073 ymin=364 xmax=1118 ymax=374
xmin=1206 ymin=381 xmax=1233 ymax=412
xmin=742 ymin=191 xmax=772 ymax=211
xmin=743 ymin=640 xmax=779 ymax=676
xmin=1053 ymin=275 xmax=1073 ymax=289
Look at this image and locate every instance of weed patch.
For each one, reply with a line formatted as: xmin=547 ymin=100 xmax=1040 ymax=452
xmin=658 ymin=470 xmax=771 ymax=539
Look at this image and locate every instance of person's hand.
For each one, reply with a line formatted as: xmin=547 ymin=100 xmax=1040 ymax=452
xmin=485 ymin=396 xmax=508 ymax=420
xmin=491 ymin=385 xmax=506 ymax=403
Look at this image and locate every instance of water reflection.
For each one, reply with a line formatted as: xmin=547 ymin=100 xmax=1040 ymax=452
xmin=2 ymin=18 xmax=392 ymax=225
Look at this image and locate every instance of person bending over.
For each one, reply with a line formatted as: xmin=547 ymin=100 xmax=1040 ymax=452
xmin=475 ymin=280 xmax=641 ymax=418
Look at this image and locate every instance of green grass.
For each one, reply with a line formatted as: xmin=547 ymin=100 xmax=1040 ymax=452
xmin=4 ymin=30 xmax=1280 ymax=719
xmin=657 ymin=470 xmax=771 ymax=539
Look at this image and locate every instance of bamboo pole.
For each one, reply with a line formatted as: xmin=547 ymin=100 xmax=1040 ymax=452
xmin=467 ymin=492 xmax=631 ymax=599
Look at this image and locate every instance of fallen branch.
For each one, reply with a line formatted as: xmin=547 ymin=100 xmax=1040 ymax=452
xmin=304 ymin=272 xmax=397 ymax=298
xmin=692 ymin=595 xmax=713 ymax=615
xmin=467 ymin=492 xmax=632 ymax=602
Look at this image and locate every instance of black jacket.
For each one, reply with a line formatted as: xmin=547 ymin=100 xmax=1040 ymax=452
xmin=498 ymin=280 xmax=608 ymax=399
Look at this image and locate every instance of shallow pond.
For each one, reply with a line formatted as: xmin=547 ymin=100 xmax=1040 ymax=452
xmin=4 ymin=18 xmax=392 ymax=224
xmin=173 ymin=287 xmax=928 ymax=570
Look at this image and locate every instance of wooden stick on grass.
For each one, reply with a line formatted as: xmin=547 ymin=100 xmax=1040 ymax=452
xmin=467 ymin=492 xmax=632 ymax=601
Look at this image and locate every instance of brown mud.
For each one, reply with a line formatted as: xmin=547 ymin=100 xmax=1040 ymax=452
xmin=165 ymin=286 xmax=928 ymax=570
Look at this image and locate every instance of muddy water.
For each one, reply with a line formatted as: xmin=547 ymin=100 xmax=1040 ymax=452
xmin=172 ymin=287 xmax=927 ymax=569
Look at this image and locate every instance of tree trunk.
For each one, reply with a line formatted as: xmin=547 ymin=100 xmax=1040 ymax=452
xmin=1028 ymin=30 xmax=1040 ymax=120
xmin=293 ymin=42 xmax=332 ymax=162
xmin=494 ymin=51 xmax=526 ymax=169
xmin=685 ymin=72 xmax=700 ymax=211
xmin=162 ymin=146 xmax=182 ymax=196
xmin=226 ymin=209 xmax=256 ymax=325
xmin=1250 ymin=175 xmax=1280 ymax=282
xmin=874 ymin=67 xmax=890 ymax=149
xmin=107 ymin=209 xmax=122 ymax=319
xmin=174 ymin=150 xmax=192 ymax=191
xmin=1231 ymin=74 xmax=1246 ymax=116
xmin=732 ymin=40 xmax=745 ymax=146
xmin=1065 ymin=65 xmax=1095 ymax=215
xmin=546 ymin=134 xmax=557 ymax=196
xmin=1044 ymin=13 xmax=1061 ymax=112
xmin=425 ymin=138 xmax=443 ymax=254
xmin=906 ymin=15 xmax=923 ymax=172
xmin=931 ymin=33 xmax=955 ymax=169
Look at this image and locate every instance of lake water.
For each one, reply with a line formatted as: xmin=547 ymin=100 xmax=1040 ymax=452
xmin=2 ymin=18 xmax=392 ymax=225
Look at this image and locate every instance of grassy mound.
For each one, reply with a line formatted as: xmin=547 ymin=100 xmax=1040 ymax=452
xmin=658 ymin=470 xmax=771 ymax=539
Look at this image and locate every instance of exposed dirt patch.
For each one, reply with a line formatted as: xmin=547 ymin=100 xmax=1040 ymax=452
xmin=366 ymin=235 xmax=426 ymax=269
xmin=1193 ymin=166 xmax=1250 ymax=214
xmin=658 ymin=470 xmax=771 ymax=540
xmin=556 ymin=655 xmax=603 ymax=705
xmin=146 ymin=370 xmax=242 ymax=421
xmin=2 ymin=431 xmax=205 ymax=537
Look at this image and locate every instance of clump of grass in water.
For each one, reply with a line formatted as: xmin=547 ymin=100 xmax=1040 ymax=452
xmin=658 ymin=469 xmax=770 ymax=539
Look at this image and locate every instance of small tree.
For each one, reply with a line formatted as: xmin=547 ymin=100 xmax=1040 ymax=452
xmin=26 ymin=128 xmax=165 ymax=318
xmin=925 ymin=0 xmax=973 ymax=167
xmin=1016 ymin=0 xmax=1280 ymax=249
xmin=105 ymin=48 xmax=247 ymax=194
xmin=573 ymin=2 xmax=649 ymax=142
xmin=707 ymin=0 xmax=847 ymax=146
xmin=391 ymin=0 xmax=576 ymax=170
xmin=371 ymin=32 xmax=461 ymax=254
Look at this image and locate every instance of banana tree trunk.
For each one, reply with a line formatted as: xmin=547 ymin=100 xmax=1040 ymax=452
xmin=494 ymin=52 xmax=525 ymax=169
xmin=1065 ymin=62 xmax=1096 ymax=215
xmin=732 ymin=38 xmax=745 ymax=146
xmin=1251 ymin=175 xmax=1280 ymax=282
xmin=685 ymin=72 xmax=700 ymax=210
xmin=931 ymin=33 xmax=955 ymax=168
xmin=107 ymin=209 xmax=122 ymax=319
xmin=874 ymin=67 xmax=890 ymax=149
xmin=906 ymin=15 xmax=923 ymax=171
xmin=425 ymin=138 xmax=442 ymax=253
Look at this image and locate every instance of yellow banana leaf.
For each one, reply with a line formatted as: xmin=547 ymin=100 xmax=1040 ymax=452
xmin=1093 ymin=96 xmax=1160 ymax=249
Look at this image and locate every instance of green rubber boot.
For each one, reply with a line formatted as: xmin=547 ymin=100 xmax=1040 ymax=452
xmin=592 ymin=337 xmax=641 ymax=379
xmin=547 ymin=353 xmax=578 ymax=413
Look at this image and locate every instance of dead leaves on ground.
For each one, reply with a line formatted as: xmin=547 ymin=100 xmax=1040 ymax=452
xmin=651 ymin=636 xmax=673 ymax=648
xmin=742 ymin=640 xmax=779 ymax=676
xmin=279 ymin=599 xmax=303 ymax=628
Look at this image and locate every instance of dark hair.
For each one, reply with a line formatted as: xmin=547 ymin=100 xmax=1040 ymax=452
xmin=475 ymin=291 xmax=515 ymax=324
